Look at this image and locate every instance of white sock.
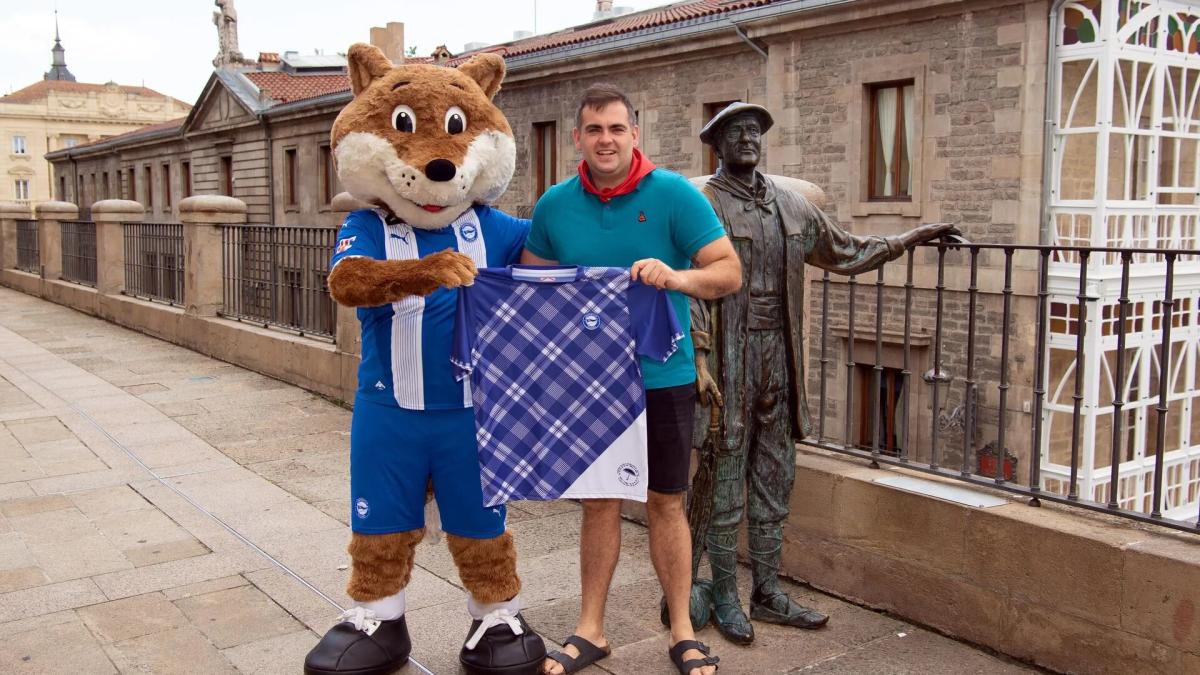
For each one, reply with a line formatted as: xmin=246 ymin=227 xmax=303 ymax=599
xmin=360 ymin=590 xmax=406 ymax=620
xmin=467 ymin=594 xmax=521 ymax=620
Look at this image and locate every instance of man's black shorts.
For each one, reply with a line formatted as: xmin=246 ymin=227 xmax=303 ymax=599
xmin=645 ymin=383 xmax=697 ymax=494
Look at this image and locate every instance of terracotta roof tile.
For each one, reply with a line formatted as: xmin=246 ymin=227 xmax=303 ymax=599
xmin=0 ymin=79 xmax=184 ymax=105
xmin=477 ymin=0 xmax=777 ymax=59
xmin=243 ymin=71 xmax=351 ymax=103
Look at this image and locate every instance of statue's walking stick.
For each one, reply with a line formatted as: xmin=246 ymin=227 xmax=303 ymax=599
xmin=687 ymin=405 xmax=722 ymax=578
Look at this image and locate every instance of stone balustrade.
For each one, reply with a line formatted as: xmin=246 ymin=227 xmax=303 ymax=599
xmin=1 ymin=197 xmax=359 ymax=404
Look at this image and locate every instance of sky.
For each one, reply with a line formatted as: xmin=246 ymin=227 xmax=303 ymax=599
xmin=2 ymin=0 xmax=678 ymax=103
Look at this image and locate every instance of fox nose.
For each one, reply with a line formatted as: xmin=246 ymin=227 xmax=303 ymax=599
xmin=424 ymin=159 xmax=457 ymax=182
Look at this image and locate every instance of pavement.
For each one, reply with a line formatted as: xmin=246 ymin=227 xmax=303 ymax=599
xmin=0 ymin=285 xmax=1039 ymax=674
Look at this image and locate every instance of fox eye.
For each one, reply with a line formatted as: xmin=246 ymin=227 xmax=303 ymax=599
xmin=445 ymin=106 xmax=467 ymax=135
xmin=391 ymin=105 xmax=416 ymax=133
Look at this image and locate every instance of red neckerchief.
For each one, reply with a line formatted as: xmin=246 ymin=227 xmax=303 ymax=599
xmin=578 ymin=148 xmax=657 ymax=203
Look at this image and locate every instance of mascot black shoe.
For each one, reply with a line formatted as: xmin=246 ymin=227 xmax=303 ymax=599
xmin=304 ymin=610 xmax=411 ymax=675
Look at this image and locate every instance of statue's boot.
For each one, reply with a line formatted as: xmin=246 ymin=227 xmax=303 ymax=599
xmin=748 ymin=525 xmax=828 ymax=629
xmin=659 ymin=579 xmax=713 ymax=631
xmin=707 ymin=528 xmax=754 ymax=645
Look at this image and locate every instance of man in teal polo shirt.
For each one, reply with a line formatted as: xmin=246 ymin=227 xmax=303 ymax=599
xmin=524 ymin=84 xmax=741 ymax=675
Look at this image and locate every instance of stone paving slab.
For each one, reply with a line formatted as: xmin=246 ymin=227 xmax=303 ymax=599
xmin=0 ymin=287 xmax=1040 ymax=674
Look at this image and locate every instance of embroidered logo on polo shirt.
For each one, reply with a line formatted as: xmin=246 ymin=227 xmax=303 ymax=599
xmin=461 ymin=223 xmax=479 ymax=241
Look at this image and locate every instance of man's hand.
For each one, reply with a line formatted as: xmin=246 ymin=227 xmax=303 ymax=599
xmin=696 ymin=354 xmax=723 ymax=408
xmin=631 ymin=258 xmax=684 ymax=291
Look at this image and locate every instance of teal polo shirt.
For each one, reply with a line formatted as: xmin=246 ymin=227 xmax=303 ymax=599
xmin=527 ymin=168 xmax=726 ymax=390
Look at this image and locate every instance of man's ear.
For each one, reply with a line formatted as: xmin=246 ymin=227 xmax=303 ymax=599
xmin=347 ymin=43 xmax=394 ymax=97
xmin=458 ymin=54 xmax=506 ymax=100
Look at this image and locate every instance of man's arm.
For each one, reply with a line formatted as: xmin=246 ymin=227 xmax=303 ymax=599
xmin=631 ymin=236 xmax=741 ymax=300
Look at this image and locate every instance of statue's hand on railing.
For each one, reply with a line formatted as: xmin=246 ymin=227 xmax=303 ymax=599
xmin=904 ymin=223 xmax=969 ymax=249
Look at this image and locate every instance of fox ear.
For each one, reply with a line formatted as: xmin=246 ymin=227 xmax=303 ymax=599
xmin=457 ymin=53 xmax=505 ymax=100
xmin=346 ymin=43 xmax=394 ymax=97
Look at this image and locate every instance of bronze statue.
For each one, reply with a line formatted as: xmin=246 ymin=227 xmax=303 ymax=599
xmin=689 ymin=102 xmax=960 ymax=644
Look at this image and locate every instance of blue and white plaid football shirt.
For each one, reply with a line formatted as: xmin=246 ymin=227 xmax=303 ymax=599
xmin=452 ymin=265 xmax=682 ymax=506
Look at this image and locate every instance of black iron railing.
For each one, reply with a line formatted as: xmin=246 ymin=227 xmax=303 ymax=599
xmin=60 ymin=220 xmax=97 ymax=286
xmin=15 ymin=219 xmax=38 ymax=273
xmin=123 ymin=223 xmax=184 ymax=306
xmin=219 ymin=225 xmax=338 ymax=340
xmin=805 ymin=242 xmax=1200 ymax=534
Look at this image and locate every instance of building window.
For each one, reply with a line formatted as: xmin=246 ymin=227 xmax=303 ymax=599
xmin=220 ymin=155 xmax=233 ymax=196
xmin=127 ymin=167 xmax=136 ymax=202
xmin=90 ymin=173 xmax=97 ymax=203
xmin=14 ymin=179 xmax=30 ymax=201
xmin=63 ymin=138 xmax=78 ymax=148
xmin=144 ymin=165 xmax=153 ymax=208
xmin=320 ymin=144 xmax=335 ymax=204
xmin=182 ymin=161 xmax=192 ymax=198
xmin=59 ymin=175 xmax=67 ymax=201
xmin=703 ymin=101 xmax=737 ymax=175
xmin=12 ymin=135 xmax=27 ymax=155
xmin=533 ymin=122 xmax=557 ymax=199
xmin=869 ymin=81 xmax=915 ymax=200
xmin=285 ymin=147 xmax=298 ymax=206
xmin=855 ymin=364 xmax=906 ymax=454
xmin=162 ymin=163 xmax=171 ymax=208
xmin=101 ymin=171 xmax=109 ymax=201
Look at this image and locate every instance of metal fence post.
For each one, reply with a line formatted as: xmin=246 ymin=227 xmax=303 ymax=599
xmin=33 ymin=201 xmax=77 ymax=280
xmin=91 ymin=200 xmax=143 ymax=296
xmin=179 ymin=196 xmax=246 ymax=317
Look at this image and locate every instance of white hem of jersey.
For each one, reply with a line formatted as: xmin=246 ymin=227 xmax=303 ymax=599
xmin=450 ymin=355 xmax=472 ymax=381
xmin=559 ymin=409 xmax=649 ymax=503
xmin=657 ymin=329 xmax=686 ymax=362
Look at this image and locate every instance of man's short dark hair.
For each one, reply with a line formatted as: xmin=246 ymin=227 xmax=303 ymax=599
xmin=575 ymin=83 xmax=637 ymax=128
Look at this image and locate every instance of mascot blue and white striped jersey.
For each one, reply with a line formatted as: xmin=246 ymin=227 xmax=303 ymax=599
xmin=330 ymin=207 xmax=529 ymax=410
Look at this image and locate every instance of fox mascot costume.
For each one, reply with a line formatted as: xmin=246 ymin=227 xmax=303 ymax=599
xmin=303 ymin=44 xmax=546 ymax=675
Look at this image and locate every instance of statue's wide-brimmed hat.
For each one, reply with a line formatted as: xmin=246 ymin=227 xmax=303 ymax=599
xmin=699 ymin=101 xmax=774 ymax=146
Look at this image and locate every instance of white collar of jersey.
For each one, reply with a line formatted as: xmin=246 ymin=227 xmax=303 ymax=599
xmin=509 ymin=265 xmax=582 ymax=283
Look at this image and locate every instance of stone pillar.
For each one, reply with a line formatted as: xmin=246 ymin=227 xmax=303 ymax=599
xmin=34 ymin=201 xmax=78 ymax=280
xmin=90 ymin=200 xmax=144 ymax=296
xmin=0 ymin=201 xmax=32 ymax=271
xmin=179 ymin=195 xmax=246 ymax=317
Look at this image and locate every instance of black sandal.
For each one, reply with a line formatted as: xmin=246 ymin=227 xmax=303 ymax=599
xmin=545 ymin=634 xmax=611 ymax=674
xmin=669 ymin=639 xmax=719 ymax=674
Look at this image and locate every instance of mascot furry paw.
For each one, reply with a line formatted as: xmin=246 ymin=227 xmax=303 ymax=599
xmin=303 ymin=44 xmax=545 ymax=675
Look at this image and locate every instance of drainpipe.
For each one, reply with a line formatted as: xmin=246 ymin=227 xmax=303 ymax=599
xmin=261 ymin=114 xmax=276 ymax=225
xmin=730 ymin=21 xmax=768 ymax=60
xmin=1041 ymin=1 xmax=1069 ymax=245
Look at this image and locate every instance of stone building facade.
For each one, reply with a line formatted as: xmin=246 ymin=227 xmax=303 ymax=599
xmin=44 ymin=0 xmax=1200 ymax=515
xmin=1 ymin=30 xmax=190 ymax=208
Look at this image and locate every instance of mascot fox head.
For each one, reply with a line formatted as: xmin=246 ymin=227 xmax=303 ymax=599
xmin=331 ymin=44 xmax=515 ymax=229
